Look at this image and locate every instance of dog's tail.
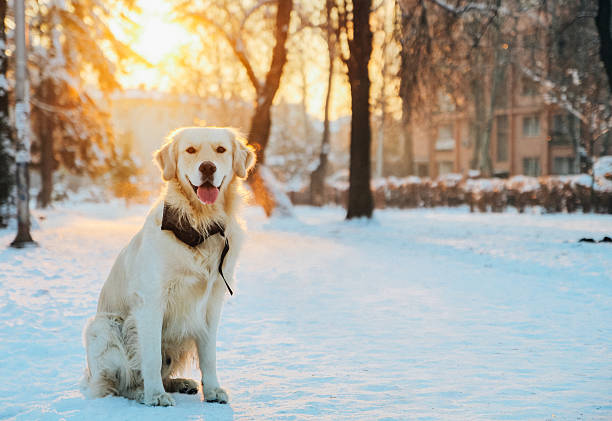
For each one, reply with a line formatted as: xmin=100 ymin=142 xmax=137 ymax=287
xmin=82 ymin=314 xmax=140 ymax=398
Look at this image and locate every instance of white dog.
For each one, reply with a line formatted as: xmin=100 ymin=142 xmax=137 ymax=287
xmin=83 ymin=127 xmax=255 ymax=406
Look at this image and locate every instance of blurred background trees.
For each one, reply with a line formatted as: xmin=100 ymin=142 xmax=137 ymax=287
xmin=0 ymin=0 xmax=11 ymax=227
xmin=0 ymin=0 xmax=610 ymax=221
xmin=28 ymin=0 xmax=140 ymax=208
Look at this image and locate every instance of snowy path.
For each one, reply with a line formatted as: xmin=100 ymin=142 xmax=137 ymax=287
xmin=0 ymin=204 xmax=611 ymax=420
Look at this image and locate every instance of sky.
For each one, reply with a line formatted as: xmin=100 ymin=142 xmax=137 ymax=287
xmin=108 ymin=0 xmax=353 ymax=121
xmin=113 ymin=0 xmax=198 ymax=91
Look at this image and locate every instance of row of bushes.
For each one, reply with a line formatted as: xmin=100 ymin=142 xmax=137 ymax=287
xmin=288 ymin=173 xmax=612 ymax=214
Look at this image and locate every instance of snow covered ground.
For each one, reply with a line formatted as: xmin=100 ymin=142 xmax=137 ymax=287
xmin=0 ymin=203 xmax=611 ymax=420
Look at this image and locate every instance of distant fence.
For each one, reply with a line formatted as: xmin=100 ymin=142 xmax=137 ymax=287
xmin=288 ymin=174 xmax=612 ymax=214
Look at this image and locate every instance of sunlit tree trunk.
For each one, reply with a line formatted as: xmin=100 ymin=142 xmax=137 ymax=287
xmin=0 ymin=0 xmax=12 ymax=227
xmin=300 ymin=62 xmax=311 ymax=142
xmin=37 ymin=80 xmax=56 ymax=208
xmin=247 ymin=0 xmax=293 ymax=217
xmin=375 ymin=47 xmax=387 ymax=179
xmin=346 ymin=0 xmax=374 ymax=219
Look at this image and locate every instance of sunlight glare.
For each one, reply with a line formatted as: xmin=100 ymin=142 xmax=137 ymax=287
xmin=133 ymin=16 xmax=189 ymax=65
xmin=118 ymin=0 xmax=196 ymax=89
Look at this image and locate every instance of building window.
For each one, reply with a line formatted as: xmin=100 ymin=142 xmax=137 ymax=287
xmin=522 ymin=115 xmax=540 ymax=137
xmin=438 ymin=93 xmax=455 ymax=113
xmin=553 ymin=157 xmax=576 ymax=175
xmin=435 ymin=124 xmax=455 ymax=151
xmin=523 ymin=157 xmax=541 ymax=176
xmin=551 ymin=113 xmax=580 ymax=145
xmin=521 ymin=77 xmax=539 ymax=96
xmin=416 ymin=163 xmax=429 ymax=177
xmin=496 ymin=115 xmax=509 ymax=162
xmin=438 ymin=161 xmax=454 ymax=175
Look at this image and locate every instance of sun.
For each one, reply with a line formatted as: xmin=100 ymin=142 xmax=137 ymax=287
xmin=116 ymin=0 xmax=197 ymax=90
xmin=132 ymin=13 xmax=190 ymax=65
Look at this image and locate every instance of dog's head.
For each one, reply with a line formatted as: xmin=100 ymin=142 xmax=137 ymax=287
xmin=154 ymin=127 xmax=256 ymax=205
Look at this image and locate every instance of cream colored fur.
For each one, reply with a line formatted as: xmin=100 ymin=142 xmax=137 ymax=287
xmin=83 ymin=127 xmax=255 ymax=406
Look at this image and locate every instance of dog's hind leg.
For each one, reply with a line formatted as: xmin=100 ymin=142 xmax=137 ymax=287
xmin=83 ymin=314 xmax=133 ymax=399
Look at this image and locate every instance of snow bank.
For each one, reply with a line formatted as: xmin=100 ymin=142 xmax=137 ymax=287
xmin=289 ymin=172 xmax=612 ymax=213
xmin=594 ymin=155 xmax=612 ymax=193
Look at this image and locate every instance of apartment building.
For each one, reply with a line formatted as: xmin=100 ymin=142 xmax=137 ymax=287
xmin=413 ymin=67 xmax=591 ymax=179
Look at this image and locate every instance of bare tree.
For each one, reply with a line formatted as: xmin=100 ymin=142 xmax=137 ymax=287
xmin=397 ymin=0 xmax=429 ymax=176
xmin=373 ymin=2 xmax=395 ymax=179
xmin=310 ymin=0 xmax=336 ymax=206
xmin=396 ymin=0 xmax=463 ymax=176
xmin=466 ymin=5 xmax=507 ymax=176
xmin=179 ymin=0 xmax=294 ymax=217
xmin=29 ymin=0 xmax=138 ymax=208
xmin=522 ymin=0 xmax=612 ymax=166
xmin=247 ymin=0 xmax=293 ymax=216
xmin=337 ymin=0 xmax=374 ymax=219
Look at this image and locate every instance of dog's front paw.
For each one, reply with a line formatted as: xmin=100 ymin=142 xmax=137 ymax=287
xmin=203 ymin=386 xmax=229 ymax=404
xmin=144 ymin=391 xmax=175 ymax=407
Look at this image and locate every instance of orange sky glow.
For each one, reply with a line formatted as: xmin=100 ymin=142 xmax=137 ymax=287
xmin=111 ymin=0 xmax=360 ymax=120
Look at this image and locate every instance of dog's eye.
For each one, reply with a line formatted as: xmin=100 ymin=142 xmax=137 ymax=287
xmin=186 ymin=147 xmax=196 ymax=154
xmin=216 ymin=146 xmax=226 ymax=153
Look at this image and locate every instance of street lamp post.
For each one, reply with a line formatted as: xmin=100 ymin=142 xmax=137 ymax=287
xmin=10 ymin=0 xmax=34 ymax=248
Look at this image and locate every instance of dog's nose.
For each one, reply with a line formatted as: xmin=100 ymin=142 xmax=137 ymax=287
xmin=199 ymin=161 xmax=216 ymax=178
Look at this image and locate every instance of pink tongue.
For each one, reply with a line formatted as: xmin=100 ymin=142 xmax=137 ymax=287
xmin=197 ymin=184 xmax=219 ymax=204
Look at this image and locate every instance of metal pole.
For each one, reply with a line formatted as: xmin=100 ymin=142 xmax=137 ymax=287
xmin=10 ymin=0 xmax=34 ymax=247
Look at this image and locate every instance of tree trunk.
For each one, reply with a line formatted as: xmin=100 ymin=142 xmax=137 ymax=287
xmin=375 ymin=110 xmax=385 ymax=179
xmin=346 ymin=0 xmax=374 ymax=219
xmin=0 ymin=0 xmax=12 ymax=227
xmin=246 ymin=0 xmax=293 ymax=216
xmin=398 ymin=9 xmax=413 ymax=175
xmin=375 ymin=3 xmax=392 ymax=179
xmin=596 ymin=0 xmax=612 ymax=93
xmin=470 ymin=66 xmax=485 ymax=170
xmin=37 ymin=80 xmax=55 ymax=208
xmin=397 ymin=1 xmax=425 ymax=176
xmin=310 ymin=0 xmax=335 ymax=206
xmin=300 ymin=62 xmax=311 ymax=141
xmin=479 ymin=43 xmax=506 ymax=177
xmin=401 ymin=125 xmax=415 ymax=175
xmin=309 ymin=66 xmax=332 ymax=205
xmin=375 ymin=42 xmax=388 ymax=179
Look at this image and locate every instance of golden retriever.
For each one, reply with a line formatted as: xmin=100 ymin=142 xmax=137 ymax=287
xmin=83 ymin=126 xmax=255 ymax=406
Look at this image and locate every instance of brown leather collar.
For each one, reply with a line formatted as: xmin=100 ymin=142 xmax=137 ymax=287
xmin=161 ymin=203 xmax=233 ymax=295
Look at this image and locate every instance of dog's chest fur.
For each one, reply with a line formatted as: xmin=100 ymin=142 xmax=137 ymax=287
xmin=161 ymin=237 xmax=225 ymax=341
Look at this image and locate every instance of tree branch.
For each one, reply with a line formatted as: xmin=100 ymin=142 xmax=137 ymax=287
xmin=186 ymin=13 xmax=261 ymax=93
xmin=241 ymin=0 xmax=276 ymax=29
xmin=427 ymin=0 xmax=499 ymax=16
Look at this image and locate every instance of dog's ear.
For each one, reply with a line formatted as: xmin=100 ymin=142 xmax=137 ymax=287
xmin=154 ymin=135 xmax=178 ymax=181
xmin=232 ymin=132 xmax=256 ymax=178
